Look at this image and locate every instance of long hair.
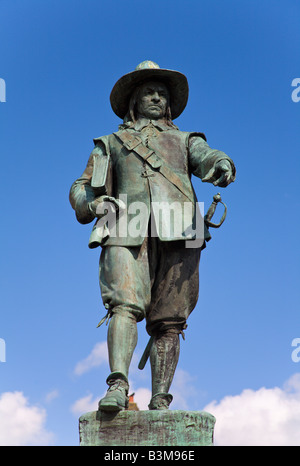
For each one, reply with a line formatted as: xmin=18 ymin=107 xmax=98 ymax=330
xmin=122 ymin=82 xmax=178 ymax=129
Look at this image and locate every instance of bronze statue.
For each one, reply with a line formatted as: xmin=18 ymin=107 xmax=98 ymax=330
xmin=70 ymin=61 xmax=236 ymax=412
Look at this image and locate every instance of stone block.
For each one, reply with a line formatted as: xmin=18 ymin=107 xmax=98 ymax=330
xmin=79 ymin=410 xmax=215 ymax=446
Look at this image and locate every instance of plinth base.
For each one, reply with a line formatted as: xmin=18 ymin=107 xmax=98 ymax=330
xmin=79 ymin=410 xmax=215 ymax=446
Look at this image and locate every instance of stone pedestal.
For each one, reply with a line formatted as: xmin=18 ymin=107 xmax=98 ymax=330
xmin=79 ymin=410 xmax=215 ymax=446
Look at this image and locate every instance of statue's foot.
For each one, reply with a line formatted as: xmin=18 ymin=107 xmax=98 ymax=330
xmin=148 ymin=392 xmax=173 ymax=410
xmin=98 ymin=372 xmax=129 ymax=412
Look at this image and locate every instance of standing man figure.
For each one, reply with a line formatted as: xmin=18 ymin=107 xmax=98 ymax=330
xmin=70 ymin=61 xmax=236 ymax=411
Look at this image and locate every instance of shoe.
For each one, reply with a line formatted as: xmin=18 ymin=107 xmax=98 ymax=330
xmin=148 ymin=392 xmax=173 ymax=410
xmin=98 ymin=372 xmax=129 ymax=412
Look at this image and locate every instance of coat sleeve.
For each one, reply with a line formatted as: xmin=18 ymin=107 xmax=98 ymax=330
xmin=188 ymin=132 xmax=236 ymax=184
xmin=69 ymin=149 xmax=96 ymax=224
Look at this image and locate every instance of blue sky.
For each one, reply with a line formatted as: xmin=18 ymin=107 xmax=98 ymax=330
xmin=0 ymin=0 xmax=300 ymax=446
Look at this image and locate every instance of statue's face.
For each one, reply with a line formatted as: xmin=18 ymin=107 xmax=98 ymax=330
xmin=136 ymin=81 xmax=169 ymax=120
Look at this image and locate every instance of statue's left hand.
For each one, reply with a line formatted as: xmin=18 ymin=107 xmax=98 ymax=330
xmin=213 ymin=160 xmax=234 ymax=187
xmin=89 ymin=195 xmax=126 ymax=218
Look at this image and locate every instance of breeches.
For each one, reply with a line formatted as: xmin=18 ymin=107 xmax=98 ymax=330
xmin=99 ymin=237 xmax=201 ymax=336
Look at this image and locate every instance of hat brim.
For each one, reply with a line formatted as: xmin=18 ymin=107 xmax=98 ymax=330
xmin=110 ymin=68 xmax=189 ymax=120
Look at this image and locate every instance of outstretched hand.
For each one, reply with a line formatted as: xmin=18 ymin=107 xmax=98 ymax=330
xmin=213 ymin=160 xmax=234 ymax=187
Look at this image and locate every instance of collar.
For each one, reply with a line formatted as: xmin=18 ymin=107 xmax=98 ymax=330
xmin=119 ymin=118 xmax=177 ymax=132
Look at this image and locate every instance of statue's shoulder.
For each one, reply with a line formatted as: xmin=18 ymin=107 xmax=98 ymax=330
xmin=187 ymin=131 xmax=207 ymax=141
xmin=93 ymin=133 xmax=112 ymax=146
xmin=167 ymin=130 xmax=207 ymax=150
xmin=93 ymin=129 xmax=134 ymax=154
xmin=111 ymin=128 xmax=128 ymax=139
xmin=91 ymin=134 xmax=116 ymax=156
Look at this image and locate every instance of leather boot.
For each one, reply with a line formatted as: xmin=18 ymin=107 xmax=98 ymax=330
xmin=148 ymin=392 xmax=173 ymax=410
xmin=148 ymin=328 xmax=180 ymax=410
xmin=98 ymin=371 xmax=129 ymax=412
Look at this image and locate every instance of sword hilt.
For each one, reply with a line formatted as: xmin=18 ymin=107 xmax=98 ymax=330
xmin=204 ymin=193 xmax=227 ymax=228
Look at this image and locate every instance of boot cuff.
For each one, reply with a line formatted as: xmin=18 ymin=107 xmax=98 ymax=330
xmin=106 ymin=371 xmax=128 ymax=385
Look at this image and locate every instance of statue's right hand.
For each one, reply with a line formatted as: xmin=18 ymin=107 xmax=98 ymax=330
xmin=88 ymin=195 xmax=126 ymax=219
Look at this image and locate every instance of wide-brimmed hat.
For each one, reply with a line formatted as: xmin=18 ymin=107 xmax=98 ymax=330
xmin=110 ymin=60 xmax=189 ymax=120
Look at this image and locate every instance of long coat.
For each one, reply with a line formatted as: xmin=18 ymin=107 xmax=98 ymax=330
xmin=69 ymin=118 xmax=235 ymax=248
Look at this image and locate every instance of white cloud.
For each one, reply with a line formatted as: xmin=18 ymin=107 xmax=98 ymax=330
xmin=45 ymin=389 xmax=59 ymax=403
xmin=171 ymin=368 xmax=198 ymax=410
xmin=70 ymin=393 xmax=99 ymax=416
xmin=74 ymin=341 xmax=108 ymax=376
xmin=204 ymin=373 xmax=300 ymax=446
xmin=0 ymin=391 xmax=54 ymax=446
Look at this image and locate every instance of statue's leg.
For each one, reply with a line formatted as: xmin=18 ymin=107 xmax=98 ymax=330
xmin=148 ymin=327 xmax=180 ymax=410
xmin=107 ymin=310 xmax=138 ymax=378
xmin=98 ymin=309 xmax=138 ymax=412
xmin=98 ymin=242 xmax=150 ymax=412
xmin=147 ymin=240 xmax=201 ymax=410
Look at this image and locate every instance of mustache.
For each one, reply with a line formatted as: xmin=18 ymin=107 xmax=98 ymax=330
xmin=148 ymin=103 xmax=164 ymax=108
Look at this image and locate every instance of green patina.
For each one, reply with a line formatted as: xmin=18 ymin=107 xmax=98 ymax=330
xmin=79 ymin=410 xmax=216 ymax=447
xmin=70 ymin=61 xmax=235 ymax=421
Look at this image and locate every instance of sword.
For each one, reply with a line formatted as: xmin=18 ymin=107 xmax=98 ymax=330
xmin=138 ymin=336 xmax=154 ymax=370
